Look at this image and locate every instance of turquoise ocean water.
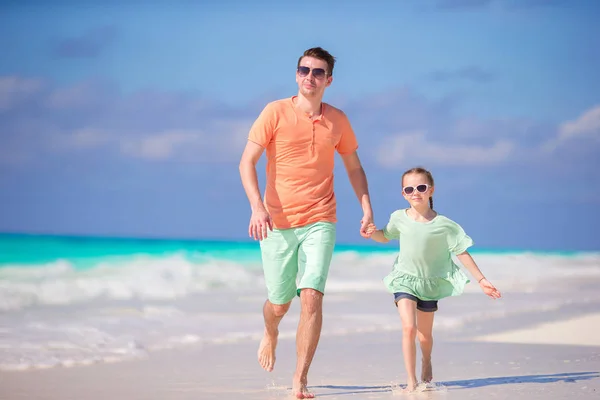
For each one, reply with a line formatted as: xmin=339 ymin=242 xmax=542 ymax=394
xmin=0 ymin=231 xmax=592 ymax=312
xmin=0 ymin=233 xmax=398 ymax=272
xmin=0 ymin=233 xmax=268 ymax=268
xmin=0 ymin=232 xmax=586 ymax=269
xmin=0 ymin=232 xmax=598 ymax=371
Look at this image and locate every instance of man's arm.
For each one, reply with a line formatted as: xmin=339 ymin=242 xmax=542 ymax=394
xmin=341 ymin=150 xmax=373 ymax=215
xmin=340 ymin=151 xmax=374 ymax=237
xmin=239 ymin=141 xmax=266 ymax=211
xmin=239 ymin=141 xmax=272 ymax=239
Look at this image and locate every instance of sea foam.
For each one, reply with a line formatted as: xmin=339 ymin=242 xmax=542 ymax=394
xmin=0 ymin=253 xmax=263 ymax=311
xmin=1 ymin=251 xmax=599 ymax=311
xmin=0 ymin=250 xmax=598 ymax=371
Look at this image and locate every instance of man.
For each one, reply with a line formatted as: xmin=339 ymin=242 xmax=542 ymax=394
xmin=239 ymin=47 xmax=373 ymax=399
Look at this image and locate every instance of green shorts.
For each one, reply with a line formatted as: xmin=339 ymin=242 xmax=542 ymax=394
xmin=259 ymin=221 xmax=336 ymax=305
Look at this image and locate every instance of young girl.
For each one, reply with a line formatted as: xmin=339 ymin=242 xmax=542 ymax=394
xmin=366 ymin=167 xmax=501 ymax=392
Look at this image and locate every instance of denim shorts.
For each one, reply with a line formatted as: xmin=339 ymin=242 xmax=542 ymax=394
xmin=394 ymin=292 xmax=438 ymax=312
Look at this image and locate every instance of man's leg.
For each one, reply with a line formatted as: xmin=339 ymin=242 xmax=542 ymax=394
xmin=293 ymin=222 xmax=336 ymax=399
xmin=293 ymin=289 xmax=323 ymax=399
xmin=258 ymin=227 xmax=299 ymax=372
xmin=258 ymin=299 xmax=291 ymax=372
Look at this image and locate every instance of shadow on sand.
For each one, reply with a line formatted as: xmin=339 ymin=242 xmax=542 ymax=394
xmin=310 ymin=371 xmax=599 ymax=397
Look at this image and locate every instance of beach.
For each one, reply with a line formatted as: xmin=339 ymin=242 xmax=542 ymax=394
xmin=1 ymin=292 xmax=599 ymax=399
xmin=0 ymin=235 xmax=599 ymax=399
xmin=1 ymin=1 xmax=599 ymax=398
xmin=2 ymin=330 xmax=599 ymax=400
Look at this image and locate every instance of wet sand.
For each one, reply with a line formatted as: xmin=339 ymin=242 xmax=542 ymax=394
xmin=2 ymin=259 xmax=600 ymax=399
xmin=1 ymin=320 xmax=599 ymax=400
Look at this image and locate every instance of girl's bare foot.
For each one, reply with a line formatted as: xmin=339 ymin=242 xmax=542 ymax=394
xmin=403 ymin=378 xmax=419 ymax=393
xmin=257 ymin=329 xmax=278 ymax=372
xmin=421 ymin=358 xmax=433 ymax=383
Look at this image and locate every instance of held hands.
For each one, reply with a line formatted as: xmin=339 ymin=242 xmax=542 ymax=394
xmin=479 ymin=278 xmax=502 ymax=299
xmin=360 ymin=214 xmax=375 ymax=238
xmin=248 ymin=207 xmax=273 ymax=241
xmin=363 ymin=222 xmax=377 ymax=238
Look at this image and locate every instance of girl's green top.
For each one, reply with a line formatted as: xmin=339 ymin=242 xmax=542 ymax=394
xmin=382 ymin=208 xmax=473 ymax=301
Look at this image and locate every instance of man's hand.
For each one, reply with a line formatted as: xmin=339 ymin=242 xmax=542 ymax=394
xmin=249 ymin=207 xmax=273 ymax=241
xmin=359 ymin=213 xmax=374 ymax=238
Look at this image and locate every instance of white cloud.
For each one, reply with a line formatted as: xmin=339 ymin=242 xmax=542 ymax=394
xmin=123 ymin=120 xmax=252 ymax=162
xmin=208 ymin=119 xmax=254 ymax=158
xmin=41 ymin=128 xmax=112 ymax=154
xmin=49 ymin=120 xmax=252 ymax=163
xmin=377 ymin=130 xmax=514 ymax=168
xmin=120 ymin=130 xmax=203 ymax=160
xmin=69 ymin=129 xmax=113 ymax=149
xmin=45 ymin=82 xmax=98 ymax=109
xmin=543 ymin=104 xmax=600 ymax=152
xmin=452 ymin=116 xmax=533 ymax=140
xmin=0 ymin=74 xmax=259 ymax=166
xmin=0 ymin=76 xmax=43 ymax=110
xmin=558 ymin=105 xmax=600 ymax=140
xmin=5 ymin=74 xmax=593 ymax=171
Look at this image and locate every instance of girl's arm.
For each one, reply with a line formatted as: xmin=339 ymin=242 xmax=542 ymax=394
xmin=456 ymin=251 xmax=502 ymax=299
xmin=369 ymin=229 xmax=390 ymax=244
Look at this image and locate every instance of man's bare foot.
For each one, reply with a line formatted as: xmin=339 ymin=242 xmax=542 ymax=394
xmin=257 ymin=330 xmax=277 ymax=372
xmin=421 ymin=358 xmax=433 ymax=383
xmin=292 ymin=379 xmax=314 ymax=399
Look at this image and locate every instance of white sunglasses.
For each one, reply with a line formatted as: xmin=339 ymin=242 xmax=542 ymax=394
xmin=402 ymin=184 xmax=431 ymax=195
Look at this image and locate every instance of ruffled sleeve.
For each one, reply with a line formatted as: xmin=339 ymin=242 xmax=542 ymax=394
xmin=448 ymin=223 xmax=473 ymax=255
xmin=382 ymin=211 xmax=401 ymax=240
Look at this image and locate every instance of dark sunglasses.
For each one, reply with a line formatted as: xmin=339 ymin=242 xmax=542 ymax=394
xmin=402 ymin=184 xmax=430 ymax=195
xmin=297 ymin=66 xmax=328 ymax=79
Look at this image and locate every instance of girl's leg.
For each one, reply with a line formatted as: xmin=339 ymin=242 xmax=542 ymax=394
xmin=416 ymin=310 xmax=435 ymax=383
xmin=397 ymin=299 xmax=418 ymax=391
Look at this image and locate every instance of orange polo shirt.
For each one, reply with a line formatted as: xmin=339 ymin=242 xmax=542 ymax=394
xmin=248 ymin=96 xmax=359 ymax=229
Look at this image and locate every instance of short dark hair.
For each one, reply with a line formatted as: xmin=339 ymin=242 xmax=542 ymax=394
xmin=297 ymin=47 xmax=336 ymax=77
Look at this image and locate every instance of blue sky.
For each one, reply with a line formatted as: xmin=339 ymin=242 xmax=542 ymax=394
xmin=1 ymin=0 xmax=599 ymax=251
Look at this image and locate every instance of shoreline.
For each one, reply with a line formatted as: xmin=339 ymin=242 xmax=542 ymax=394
xmin=1 ymin=250 xmax=599 ymax=399
xmin=2 ymin=288 xmax=600 ymax=373
xmin=1 ymin=331 xmax=599 ymax=399
xmin=2 ymin=308 xmax=600 ymax=399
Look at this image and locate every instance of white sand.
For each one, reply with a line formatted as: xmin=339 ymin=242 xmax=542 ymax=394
xmin=1 ymin=320 xmax=599 ymax=399
xmin=2 ymin=271 xmax=600 ymax=399
xmin=473 ymin=313 xmax=600 ymax=347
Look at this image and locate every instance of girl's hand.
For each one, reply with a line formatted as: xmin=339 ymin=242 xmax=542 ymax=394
xmin=365 ymin=223 xmax=377 ymax=237
xmin=360 ymin=213 xmax=374 ymax=238
xmin=479 ymin=278 xmax=501 ymax=299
